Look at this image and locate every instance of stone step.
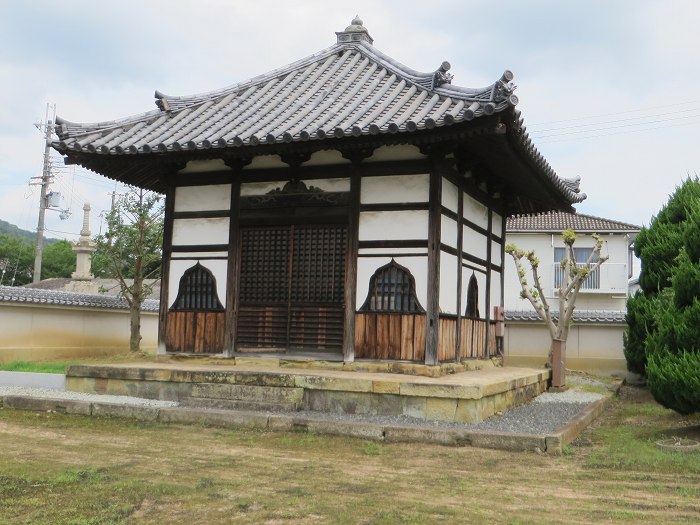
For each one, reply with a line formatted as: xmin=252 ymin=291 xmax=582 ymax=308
xmin=187 ymin=383 xmax=304 ymax=411
xmin=182 ymin=397 xmax=300 ymax=412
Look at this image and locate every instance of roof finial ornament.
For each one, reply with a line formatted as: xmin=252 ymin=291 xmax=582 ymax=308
xmin=336 ymin=15 xmax=373 ymax=45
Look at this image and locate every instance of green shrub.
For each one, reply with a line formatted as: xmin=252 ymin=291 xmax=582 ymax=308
xmin=672 ymin=251 xmax=700 ymax=309
xmin=636 ymin=222 xmax=686 ymax=294
xmin=646 ymin=347 xmax=700 ymax=415
xmin=624 ymin=292 xmax=659 ymax=374
xmin=625 ymin=177 xmax=700 ymax=414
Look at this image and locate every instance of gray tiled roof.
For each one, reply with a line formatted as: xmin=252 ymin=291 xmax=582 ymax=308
xmin=54 ymin=46 xmax=517 ymax=153
xmin=52 ymin=20 xmax=584 ymax=206
xmin=0 ymin=285 xmax=159 ymax=312
xmin=506 ymin=309 xmax=626 ymax=324
xmin=507 ymin=211 xmax=640 ymax=233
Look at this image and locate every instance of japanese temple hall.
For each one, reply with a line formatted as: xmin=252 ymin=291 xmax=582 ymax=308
xmin=52 ymin=18 xmax=585 ymax=365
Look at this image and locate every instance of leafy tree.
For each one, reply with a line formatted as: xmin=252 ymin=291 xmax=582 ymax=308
xmin=42 ymin=240 xmax=77 ymax=279
xmin=505 ymin=229 xmax=608 ymax=375
xmin=625 ymin=177 xmax=700 ymax=414
xmin=93 ymin=188 xmax=163 ymax=353
xmin=0 ymin=235 xmax=35 ymax=286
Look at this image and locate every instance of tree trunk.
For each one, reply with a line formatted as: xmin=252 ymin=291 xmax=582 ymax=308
xmin=550 ymin=338 xmax=566 ymax=389
xmin=129 ymin=301 xmax=142 ymax=353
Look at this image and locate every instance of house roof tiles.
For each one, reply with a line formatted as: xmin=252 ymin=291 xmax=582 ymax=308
xmin=506 ymin=309 xmax=626 ymax=324
xmin=507 ymin=211 xmax=640 ymax=233
xmin=0 ymin=285 xmax=159 ymax=312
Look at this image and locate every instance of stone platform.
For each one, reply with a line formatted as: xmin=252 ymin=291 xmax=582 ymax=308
xmin=65 ymin=359 xmax=550 ymax=424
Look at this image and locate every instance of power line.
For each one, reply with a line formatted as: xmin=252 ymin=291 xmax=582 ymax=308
xmin=529 ymin=107 xmax=700 ymax=134
xmin=526 ymin=99 xmax=700 ymax=127
xmin=532 ymin=113 xmax=700 ymax=140
xmin=536 ymin=118 xmax=700 ymax=144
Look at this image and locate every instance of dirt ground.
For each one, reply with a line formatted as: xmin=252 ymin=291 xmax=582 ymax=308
xmin=0 ymin=385 xmax=698 ymax=524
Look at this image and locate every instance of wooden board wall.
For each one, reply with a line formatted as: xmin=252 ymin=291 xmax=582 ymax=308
xmin=166 ymin=311 xmax=225 ymax=353
xmin=355 ymin=313 xmax=425 ymax=361
xmin=355 ymin=312 xmax=496 ymax=362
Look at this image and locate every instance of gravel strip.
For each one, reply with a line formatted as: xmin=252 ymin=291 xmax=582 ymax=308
xmin=0 ymin=386 xmax=178 ymax=408
xmin=533 ymin=390 xmax=604 ymax=404
xmin=0 ymin=385 xmax=604 ymax=436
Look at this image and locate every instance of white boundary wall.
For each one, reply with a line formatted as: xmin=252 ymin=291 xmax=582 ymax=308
xmin=0 ymin=302 xmax=158 ymax=362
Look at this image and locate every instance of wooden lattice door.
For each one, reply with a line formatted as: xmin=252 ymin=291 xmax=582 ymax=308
xmin=237 ymin=224 xmax=346 ymax=352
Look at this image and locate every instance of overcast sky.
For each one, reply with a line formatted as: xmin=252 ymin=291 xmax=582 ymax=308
xmin=1 ymin=0 xmax=698 ymax=242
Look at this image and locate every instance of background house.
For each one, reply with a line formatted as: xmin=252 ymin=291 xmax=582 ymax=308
xmin=503 ymin=211 xmax=640 ymax=374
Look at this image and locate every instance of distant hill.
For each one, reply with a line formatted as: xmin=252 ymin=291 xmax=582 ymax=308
xmin=0 ymin=219 xmax=60 ymax=244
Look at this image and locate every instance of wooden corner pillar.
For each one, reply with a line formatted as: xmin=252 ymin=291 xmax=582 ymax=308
xmin=484 ymin=209 xmax=493 ymax=358
xmin=425 ymin=164 xmax=443 ymax=366
xmin=157 ymin=184 xmax=176 ymax=355
xmin=341 ymin=149 xmax=369 ymax=363
xmin=223 ymin=157 xmax=249 ymax=357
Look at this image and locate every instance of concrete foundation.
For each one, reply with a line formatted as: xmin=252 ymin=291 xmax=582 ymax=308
xmin=65 ymin=361 xmax=550 ymax=424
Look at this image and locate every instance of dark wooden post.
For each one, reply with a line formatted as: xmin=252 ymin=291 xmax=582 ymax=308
xmin=343 ymin=172 xmax=361 ymax=362
xmin=157 ymin=184 xmax=175 ymax=355
xmin=484 ymin=209 xmax=493 ymax=358
xmin=455 ymin=180 xmax=464 ymax=363
xmin=425 ymin=167 xmax=442 ymax=366
xmin=223 ymin=156 xmax=249 ymax=356
xmin=224 ymin=179 xmax=242 ymax=357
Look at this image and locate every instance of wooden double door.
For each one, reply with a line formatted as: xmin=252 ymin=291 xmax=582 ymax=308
xmin=236 ymin=224 xmax=347 ymax=352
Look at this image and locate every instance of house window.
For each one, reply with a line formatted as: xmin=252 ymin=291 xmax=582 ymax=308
xmin=553 ymin=247 xmax=600 ymax=289
xmin=171 ymin=262 xmax=224 ymax=311
xmin=359 ymin=259 xmax=424 ymax=313
xmin=465 ymin=273 xmax=479 ymax=318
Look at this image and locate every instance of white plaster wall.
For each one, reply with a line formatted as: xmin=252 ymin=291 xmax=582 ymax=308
xmin=463 ymin=193 xmax=489 ymax=229
xmin=491 ymin=212 xmax=503 ymax=237
xmin=178 ymin=159 xmax=231 ymax=174
xmin=172 ymin=218 xmax=230 ymax=246
xmin=360 ymin=174 xmax=429 ymax=204
xmin=491 ymin=240 xmax=502 ymax=266
xmin=240 ymin=181 xmax=285 ymax=196
xmin=305 ymin=150 xmax=351 ymax=166
xmin=461 ymin=267 xmax=487 ymax=318
xmin=168 ymin=259 xmax=228 ymax=309
xmin=240 ymin=178 xmax=349 ymax=196
xmin=365 ymin=144 xmax=426 ymax=162
xmin=174 ymin=184 xmax=232 ymax=212
xmin=0 ymin=303 xmax=158 ymax=359
xmin=442 ymin=178 xmax=459 ymax=213
xmin=463 ymin=226 xmax=488 ymax=261
xmin=356 ymin=256 xmax=428 ymax=310
xmin=359 ymin=210 xmax=428 ymax=241
xmin=246 ymin=155 xmax=286 ymax=169
xmin=307 ymin=178 xmax=351 ymax=192
xmin=439 ymin=252 xmax=459 ymax=314
xmin=490 ymin=269 xmax=502 ymax=310
xmin=441 ymin=215 xmax=459 ymax=250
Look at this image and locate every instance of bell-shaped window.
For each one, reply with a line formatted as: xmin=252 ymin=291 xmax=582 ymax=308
xmin=465 ymin=273 xmax=479 ymax=318
xmin=170 ymin=262 xmax=224 ymax=311
xmin=359 ymin=259 xmax=424 ymax=313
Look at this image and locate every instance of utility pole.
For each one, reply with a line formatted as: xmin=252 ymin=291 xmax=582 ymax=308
xmin=32 ymin=103 xmax=56 ymax=284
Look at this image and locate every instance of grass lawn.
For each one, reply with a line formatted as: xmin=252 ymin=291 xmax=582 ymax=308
xmin=0 ymin=353 xmax=157 ymax=374
xmin=0 ymin=385 xmax=698 ymax=524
